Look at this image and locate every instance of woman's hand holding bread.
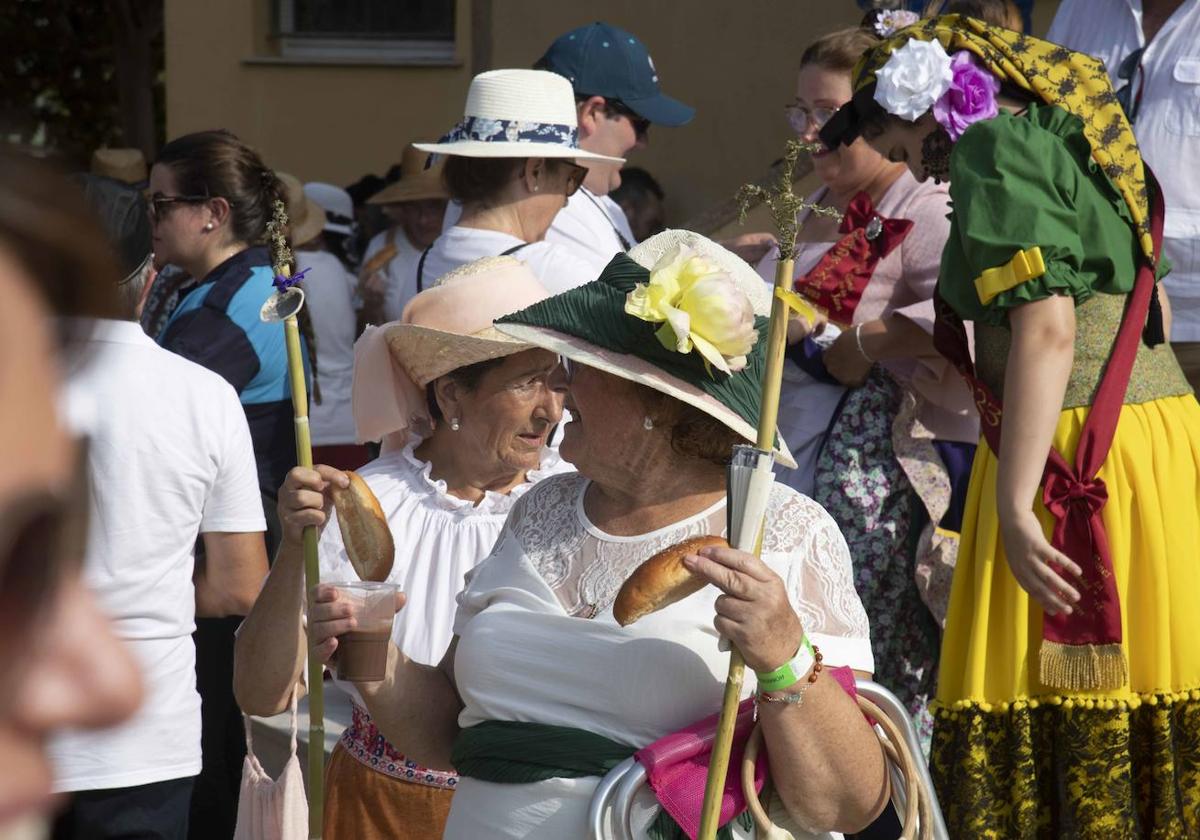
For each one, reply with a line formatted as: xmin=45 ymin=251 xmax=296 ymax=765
xmin=277 ymin=466 xmax=396 ymax=581
xmin=277 ymin=465 xmax=348 ymax=547
xmin=683 ymin=544 xmax=803 ymax=672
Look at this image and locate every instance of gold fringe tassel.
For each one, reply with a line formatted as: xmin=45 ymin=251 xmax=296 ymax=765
xmin=1039 ymin=641 xmax=1129 ymax=691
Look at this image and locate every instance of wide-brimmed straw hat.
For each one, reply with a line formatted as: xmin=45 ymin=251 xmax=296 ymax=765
xmin=367 ymin=145 xmax=449 ymax=206
xmin=352 ymin=256 xmax=551 ymax=448
xmin=414 ymin=69 xmax=625 ymax=165
xmin=277 ymin=171 xmax=327 ymax=248
xmin=495 ymin=230 xmax=796 ymax=467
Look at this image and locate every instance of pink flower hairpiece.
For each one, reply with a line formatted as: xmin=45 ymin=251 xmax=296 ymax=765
xmin=932 ymin=51 xmax=1000 ymax=141
xmin=874 ymin=42 xmax=1000 ymax=141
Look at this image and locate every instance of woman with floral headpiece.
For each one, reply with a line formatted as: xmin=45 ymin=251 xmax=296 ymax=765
xmin=821 ymin=13 xmax=1200 ymax=836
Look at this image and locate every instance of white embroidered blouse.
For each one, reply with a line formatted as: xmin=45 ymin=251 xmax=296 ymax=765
xmin=444 ymin=472 xmax=872 ymax=839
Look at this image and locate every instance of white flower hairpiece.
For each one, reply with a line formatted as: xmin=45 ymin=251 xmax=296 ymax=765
xmin=873 ymin=38 xmax=955 ymax=122
xmin=874 ymin=9 xmax=920 ymax=37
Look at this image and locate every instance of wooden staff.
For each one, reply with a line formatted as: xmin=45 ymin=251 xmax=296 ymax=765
xmin=697 ymin=142 xmax=841 ymax=839
xmin=264 ymin=202 xmax=324 ymax=839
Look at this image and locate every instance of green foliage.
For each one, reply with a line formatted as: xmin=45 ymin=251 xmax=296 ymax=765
xmin=0 ymin=0 xmax=163 ymax=164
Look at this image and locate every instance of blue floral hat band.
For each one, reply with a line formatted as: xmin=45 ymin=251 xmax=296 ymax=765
xmin=414 ymin=114 xmax=624 ymax=165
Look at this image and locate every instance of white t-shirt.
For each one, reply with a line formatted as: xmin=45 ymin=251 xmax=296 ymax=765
xmin=50 ymin=320 xmax=265 ymax=792
xmin=360 ymin=228 xmax=424 ymax=324
xmin=418 ymin=226 xmax=597 ymax=294
xmin=298 ymin=249 xmax=358 ymax=445
xmin=1047 ymin=0 xmax=1200 ymax=339
xmin=543 ymin=187 xmax=637 ymax=278
xmin=445 ymin=474 xmax=871 ymax=839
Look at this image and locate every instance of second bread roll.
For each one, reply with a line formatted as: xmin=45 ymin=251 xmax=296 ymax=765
xmin=613 ymin=535 xmax=728 ymax=626
xmin=330 ymin=471 xmax=395 ymax=582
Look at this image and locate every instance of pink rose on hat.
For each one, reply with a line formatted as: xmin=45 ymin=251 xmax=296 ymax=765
xmin=932 ymin=51 xmax=1000 ymax=141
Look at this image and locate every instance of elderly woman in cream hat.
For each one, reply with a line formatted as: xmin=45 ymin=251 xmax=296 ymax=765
xmin=303 ymin=231 xmax=889 ymax=838
xmin=234 ymin=256 xmax=570 ymax=839
xmin=412 ymin=68 xmax=624 ymax=295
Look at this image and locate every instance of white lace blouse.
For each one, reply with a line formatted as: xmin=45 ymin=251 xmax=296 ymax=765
xmin=444 ymin=472 xmax=872 ymax=839
xmin=317 ymin=441 xmax=569 ymax=706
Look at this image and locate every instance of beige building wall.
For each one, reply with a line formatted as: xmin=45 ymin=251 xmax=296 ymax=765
xmin=165 ymin=1 xmax=1061 ymax=234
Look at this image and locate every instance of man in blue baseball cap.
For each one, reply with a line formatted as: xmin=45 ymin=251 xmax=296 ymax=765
xmin=533 ymin=21 xmax=694 ymax=275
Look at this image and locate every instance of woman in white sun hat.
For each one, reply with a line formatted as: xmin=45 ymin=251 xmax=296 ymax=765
xmin=234 ymin=256 xmax=571 ymax=839
xmin=413 ymin=68 xmax=625 ymax=295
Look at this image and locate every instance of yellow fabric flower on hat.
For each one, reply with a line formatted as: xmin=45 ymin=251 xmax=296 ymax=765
xmin=624 ymin=245 xmax=758 ymax=374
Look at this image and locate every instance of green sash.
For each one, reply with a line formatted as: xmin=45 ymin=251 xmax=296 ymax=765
xmin=452 ymin=720 xmax=753 ymax=839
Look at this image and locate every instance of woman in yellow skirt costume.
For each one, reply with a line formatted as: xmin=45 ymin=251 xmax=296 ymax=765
xmin=820 ymin=15 xmax=1200 ymax=838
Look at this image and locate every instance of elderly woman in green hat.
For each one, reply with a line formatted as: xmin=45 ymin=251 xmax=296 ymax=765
xmin=300 ymin=229 xmax=889 ymax=838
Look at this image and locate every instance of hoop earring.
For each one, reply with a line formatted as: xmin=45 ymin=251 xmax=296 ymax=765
xmin=920 ymin=127 xmax=953 ymax=184
xmin=450 ymin=418 xmax=460 ymax=431
xmin=643 ymin=416 xmax=654 ymax=431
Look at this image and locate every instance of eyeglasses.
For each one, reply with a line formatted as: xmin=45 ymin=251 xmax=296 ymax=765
xmin=605 ymin=100 xmax=651 ymax=141
xmin=0 ymin=439 xmax=90 ymax=709
xmin=148 ymin=193 xmax=213 ymax=221
xmin=1115 ymin=46 xmax=1146 ymax=124
xmin=786 ymin=104 xmax=840 ymax=135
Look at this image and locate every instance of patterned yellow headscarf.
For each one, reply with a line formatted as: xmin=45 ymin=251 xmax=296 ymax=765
xmin=851 ymin=14 xmax=1154 ymax=261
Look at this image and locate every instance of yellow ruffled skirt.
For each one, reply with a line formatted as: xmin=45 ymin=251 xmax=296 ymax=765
xmin=932 ymin=394 xmax=1200 ymax=838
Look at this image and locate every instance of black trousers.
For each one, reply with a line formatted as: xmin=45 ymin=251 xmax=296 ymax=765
xmin=52 ymin=777 xmax=194 ymax=840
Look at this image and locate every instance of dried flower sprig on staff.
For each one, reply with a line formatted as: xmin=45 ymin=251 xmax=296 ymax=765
xmin=735 ymin=140 xmax=844 ymax=261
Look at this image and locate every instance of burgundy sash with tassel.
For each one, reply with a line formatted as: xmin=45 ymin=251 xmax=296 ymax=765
xmin=932 ymin=173 xmax=1165 ymax=692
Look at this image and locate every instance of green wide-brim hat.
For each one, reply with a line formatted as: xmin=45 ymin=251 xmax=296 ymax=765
xmin=495 ymin=229 xmax=796 ymax=468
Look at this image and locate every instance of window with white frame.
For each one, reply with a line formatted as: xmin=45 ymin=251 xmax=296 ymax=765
xmin=276 ymin=0 xmax=455 ymax=63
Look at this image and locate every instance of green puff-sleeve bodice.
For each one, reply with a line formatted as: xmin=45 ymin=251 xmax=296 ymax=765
xmin=939 ymin=102 xmax=1189 ymax=408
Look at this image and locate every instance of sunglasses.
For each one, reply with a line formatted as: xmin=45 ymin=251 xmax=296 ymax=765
xmin=148 ymin=193 xmax=213 ymax=221
xmin=786 ymin=103 xmax=840 ymax=135
xmin=605 ymin=100 xmax=651 ymax=140
xmin=1115 ymin=46 xmax=1146 ymax=124
xmin=0 ymin=439 xmax=90 ymax=709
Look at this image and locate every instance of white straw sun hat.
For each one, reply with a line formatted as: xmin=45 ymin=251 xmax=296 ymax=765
xmin=415 ymin=69 xmax=625 ymax=165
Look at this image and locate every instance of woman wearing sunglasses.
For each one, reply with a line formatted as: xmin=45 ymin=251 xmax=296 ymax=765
xmin=411 ymin=69 xmax=624 ymax=295
xmin=147 ymin=129 xmax=313 ymax=836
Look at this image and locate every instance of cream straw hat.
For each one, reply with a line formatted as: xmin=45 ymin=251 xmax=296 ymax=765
xmin=351 ymin=256 xmax=551 ymax=449
xmin=414 ymin=69 xmax=625 ymax=165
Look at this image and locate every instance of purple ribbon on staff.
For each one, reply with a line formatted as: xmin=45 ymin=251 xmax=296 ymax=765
xmin=273 ymin=267 xmax=310 ymax=294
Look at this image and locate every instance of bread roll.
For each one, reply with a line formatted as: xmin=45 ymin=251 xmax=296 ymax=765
xmin=613 ymin=535 xmax=728 ymax=626
xmin=330 ymin=471 xmax=395 ymax=582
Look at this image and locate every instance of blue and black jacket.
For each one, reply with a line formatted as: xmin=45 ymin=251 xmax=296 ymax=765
xmin=159 ymin=246 xmax=311 ymax=498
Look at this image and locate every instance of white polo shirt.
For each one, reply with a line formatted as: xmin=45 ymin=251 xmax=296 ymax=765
xmin=544 ymin=187 xmax=638 ymax=278
xmin=49 ymin=320 xmax=265 ymax=792
xmin=1048 ymin=0 xmax=1200 ymax=339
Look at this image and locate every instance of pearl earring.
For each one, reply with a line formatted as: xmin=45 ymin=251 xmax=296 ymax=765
xmin=203 ymin=222 xmax=214 ymax=231
xmin=450 ymin=418 xmax=461 ymax=431
xmin=643 ymin=416 xmax=654 ymax=431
